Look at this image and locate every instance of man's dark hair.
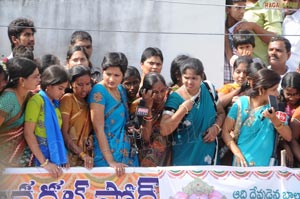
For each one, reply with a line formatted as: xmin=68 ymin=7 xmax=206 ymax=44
xmin=12 ymin=45 xmax=34 ymax=60
xmin=8 ymin=18 xmax=36 ymax=50
xmin=270 ymin=36 xmax=291 ymax=53
xmin=70 ymin=30 xmax=92 ymax=45
xmin=226 ymin=0 xmax=246 ymax=6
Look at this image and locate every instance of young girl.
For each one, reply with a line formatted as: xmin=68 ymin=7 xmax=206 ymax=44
xmin=24 ymin=65 xmax=69 ymax=178
xmin=218 ymin=56 xmax=252 ymax=109
xmin=122 ymin=66 xmax=141 ymax=114
xmin=60 ymin=65 xmax=93 ymax=169
xmin=280 ymin=72 xmax=300 ymax=167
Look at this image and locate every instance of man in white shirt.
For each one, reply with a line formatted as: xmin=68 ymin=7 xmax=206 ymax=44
xmin=283 ymin=1 xmax=300 ymax=72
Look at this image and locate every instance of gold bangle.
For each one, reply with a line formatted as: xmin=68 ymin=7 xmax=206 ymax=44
xmin=180 ymin=104 xmax=189 ymax=114
xmin=79 ymin=152 xmax=86 ymax=160
xmin=40 ymin=159 xmax=49 ymax=167
xmin=213 ymin=123 xmax=222 ymax=133
xmin=102 ymin=148 xmax=111 ymax=153
xmin=275 ymin=123 xmax=284 ymax=130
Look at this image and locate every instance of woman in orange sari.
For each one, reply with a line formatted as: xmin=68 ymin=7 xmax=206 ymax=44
xmin=60 ymin=65 xmax=93 ymax=168
xmin=0 ymin=57 xmax=40 ymax=167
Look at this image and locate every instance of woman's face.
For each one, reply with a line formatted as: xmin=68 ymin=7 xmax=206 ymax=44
xmin=182 ymin=68 xmax=202 ymax=94
xmin=151 ymin=81 xmax=168 ymax=105
xmin=122 ymin=76 xmax=140 ymax=100
xmin=141 ymin=56 xmax=163 ymax=76
xmin=102 ymin=66 xmax=123 ymax=89
xmin=67 ymin=51 xmax=89 ymax=68
xmin=71 ymin=74 xmax=92 ymax=99
xmin=46 ymin=82 xmax=69 ymax=101
xmin=232 ymin=62 xmax=248 ymax=86
xmin=23 ymin=68 xmax=41 ymax=91
xmin=283 ymin=87 xmax=300 ymax=106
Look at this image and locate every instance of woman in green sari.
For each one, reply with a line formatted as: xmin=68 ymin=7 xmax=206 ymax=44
xmin=0 ymin=57 xmax=40 ymax=167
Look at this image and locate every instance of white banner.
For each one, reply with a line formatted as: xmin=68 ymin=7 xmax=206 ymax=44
xmin=158 ymin=166 xmax=300 ymax=199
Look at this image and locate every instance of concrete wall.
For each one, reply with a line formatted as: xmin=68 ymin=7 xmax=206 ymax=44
xmin=0 ymin=0 xmax=225 ymax=87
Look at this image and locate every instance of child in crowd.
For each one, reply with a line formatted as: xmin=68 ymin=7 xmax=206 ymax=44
xmin=60 ymin=65 xmax=93 ymax=169
xmin=280 ymin=72 xmax=300 ymax=167
xmin=122 ymin=66 xmax=141 ymax=113
xmin=218 ymin=56 xmax=252 ymax=110
xmin=230 ymin=30 xmax=264 ymax=67
xmin=24 ymin=65 xmax=69 ymax=178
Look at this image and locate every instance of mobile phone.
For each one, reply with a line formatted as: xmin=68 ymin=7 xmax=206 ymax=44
xmin=268 ymin=95 xmax=278 ymax=113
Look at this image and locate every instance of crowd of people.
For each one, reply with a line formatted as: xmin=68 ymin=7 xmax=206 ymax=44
xmin=1 ymin=0 xmax=300 ymax=178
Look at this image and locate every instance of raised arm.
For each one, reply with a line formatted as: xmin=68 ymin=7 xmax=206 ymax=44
xmin=219 ymin=89 xmax=241 ymax=108
xmin=234 ymin=22 xmax=277 ymax=44
xmin=160 ymin=99 xmax=193 ymax=136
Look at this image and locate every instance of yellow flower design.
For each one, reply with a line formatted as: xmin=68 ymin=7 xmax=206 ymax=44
xmin=93 ymin=92 xmax=102 ymax=102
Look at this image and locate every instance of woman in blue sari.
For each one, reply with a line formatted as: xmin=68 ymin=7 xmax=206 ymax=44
xmin=160 ymin=57 xmax=225 ymax=165
xmin=88 ymin=52 xmax=138 ymax=176
xmin=222 ymin=68 xmax=292 ymax=167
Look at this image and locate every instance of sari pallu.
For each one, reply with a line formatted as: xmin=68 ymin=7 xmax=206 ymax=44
xmin=228 ymin=96 xmax=289 ymax=166
xmin=61 ymin=94 xmax=93 ymax=166
xmin=0 ymin=109 xmax=31 ymax=167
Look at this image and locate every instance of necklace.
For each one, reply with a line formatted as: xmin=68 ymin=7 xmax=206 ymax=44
xmin=72 ymin=94 xmax=87 ymax=110
xmin=107 ymin=87 xmax=120 ymax=101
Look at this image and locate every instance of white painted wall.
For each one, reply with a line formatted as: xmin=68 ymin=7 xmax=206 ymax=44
xmin=0 ymin=0 xmax=225 ymax=88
